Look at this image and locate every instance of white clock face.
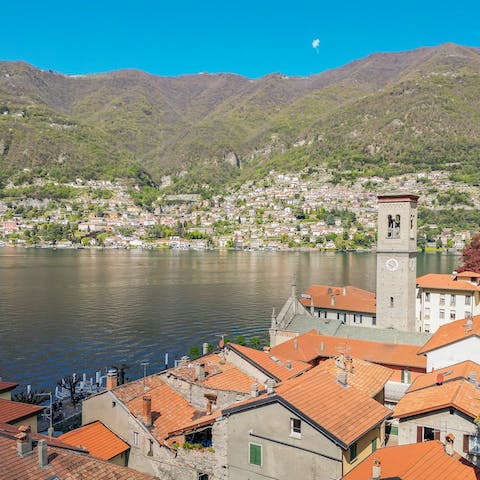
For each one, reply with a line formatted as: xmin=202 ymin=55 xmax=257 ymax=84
xmin=386 ymin=258 xmax=399 ymax=272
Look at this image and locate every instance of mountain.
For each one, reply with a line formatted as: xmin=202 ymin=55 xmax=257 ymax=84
xmin=1 ymin=43 xmax=480 ymax=189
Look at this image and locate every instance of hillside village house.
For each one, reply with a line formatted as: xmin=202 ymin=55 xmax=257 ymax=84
xmin=0 ymin=381 xmax=18 ymax=400
xmin=393 ymin=360 xmax=480 ymax=466
xmin=0 ymin=397 xmax=44 ymax=433
xmin=416 ymin=271 xmax=480 ymax=333
xmin=417 ymin=314 xmax=480 ymax=371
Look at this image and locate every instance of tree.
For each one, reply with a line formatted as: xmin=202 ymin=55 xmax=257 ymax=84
xmin=249 ymin=336 xmax=262 ymax=350
xmin=57 ymin=374 xmax=81 ymax=407
xmin=13 ymin=389 xmax=45 ymax=405
xmin=458 ymin=233 xmax=480 ymax=273
xmin=189 ymin=345 xmax=201 ymax=359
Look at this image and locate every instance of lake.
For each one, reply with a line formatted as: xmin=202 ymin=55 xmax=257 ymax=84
xmin=0 ymin=248 xmax=459 ymax=389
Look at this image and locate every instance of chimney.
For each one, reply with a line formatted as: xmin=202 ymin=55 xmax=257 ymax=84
xmin=436 ymin=373 xmax=444 ymax=385
xmin=263 ymin=346 xmax=271 ymax=353
xmin=106 ymin=369 xmax=118 ymax=390
xmin=143 ymin=395 xmax=153 ymax=427
xmin=204 ymin=393 xmax=217 ymax=414
xmin=337 ymin=370 xmax=348 ymax=387
xmin=285 ymin=360 xmax=292 ymax=370
xmin=293 ymin=338 xmax=298 ymax=350
xmin=343 ymin=286 xmax=347 ymax=296
xmin=38 ymin=439 xmax=48 ymax=467
xmin=202 ymin=343 xmax=209 ymax=355
xmin=16 ymin=425 xmax=32 ymax=456
xmin=206 ymin=398 xmax=213 ymax=415
xmin=469 ymin=371 xmax=478 ymax=385
xmin=445 ymin=433 xmax=455 ymax=456
xmin=320 ymin=341 xmax=325 ymax=352
xmin=371 ymin=459 xmax=381 ymax=480
xmin=195 ymin=364 xmax=206 ymax=382
xmin=251 ymin=384 xmax=259 ymax=398
xmin=266 ymin=379 xmax=276 ymax=395
xmin=330 ymin=295 xmax=336 ymax=306
xmin=179 ymin=356 xmax=189 ymax=367
xmin=452 ymin=271 xmax=458 ymax=280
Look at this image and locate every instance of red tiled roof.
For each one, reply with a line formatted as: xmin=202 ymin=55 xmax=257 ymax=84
xmin=416 ymin=273 xmax=480 ymax=291
xmin=457 ymin=271 xmax=480 ymax=278
xmin=225 ymin=369 xmax=390 ymax=448
xmin=0 ymin=382 xmax=18 ymax=394
xmin=0 ymin=398 xmax=43 ymax=424
xmin=0 ymin=426 xmax=155 ymax=480
xmin=343 ymin=441 xmax=480 ymax=480
xmin=314 ymin=357 xmax=393 ymax=397
xmin=227 ymin=343 xmax=311 ymax=381
xmin=299 ymin=285 xmax=376 ymax=314
xmin=59 ymin=421 xmax=129 ymax=460
xmin=271 ymin=330 xmax=426 ymax=369
xmin=393 ymin=376 xmax=480 ymax=420
xmin=418 ymin=315 xmax=480 ymax=354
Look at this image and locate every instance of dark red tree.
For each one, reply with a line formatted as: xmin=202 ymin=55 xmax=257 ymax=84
xmin=458 ymin=233 xmax=480 ymax=273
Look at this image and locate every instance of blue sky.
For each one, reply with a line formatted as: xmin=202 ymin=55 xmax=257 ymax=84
xmin=2 ymin=0 xmax=479 ymax=78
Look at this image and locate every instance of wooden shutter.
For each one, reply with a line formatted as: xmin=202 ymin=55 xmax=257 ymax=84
xmin=417 ymin=426 xmax=423 ymax=442
xmin=434 ymin=429 xmax=440 ymax=441
xmin=464 ymin=435 xmax=470 ymax=453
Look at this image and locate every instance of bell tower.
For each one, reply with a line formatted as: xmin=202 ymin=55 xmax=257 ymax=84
xmin=376 ymin=194 xmax=419 ymax=331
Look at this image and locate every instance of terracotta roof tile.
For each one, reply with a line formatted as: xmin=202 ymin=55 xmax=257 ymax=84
xmin=0 ymin=381 xmax=18 ymax=394
xmin=226 ymin=369 xmax=391 ymax=448
xmin=227 ymin=343 xmax=311 ymax=381
xmin=343 ymin=441 xmax=480 ymax=480
xmin=0 ymin=398 xmax=43 ymax=424
xmin=314 ymin=357 xmax=393 ymax=397
xmin=271 ymin=330 xmax=426 ymax=369
xmin=418 ymin=315 xmax=480 ymax=354
xmin=417 ymin=273 xmax=480 ymax=291
xmin=393 ymin=377 xmax=480 ymax=420
xmin=299 ymin=285 xmax=376 ymax=313
xmin=59 ymin=421 xmax=129 ymax=460
xmin=0 ymin=426 xmax=155 ymax=480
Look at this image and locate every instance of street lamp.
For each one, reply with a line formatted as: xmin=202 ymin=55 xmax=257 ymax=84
xmin=36 ymin=392 xmax=53 ymax=437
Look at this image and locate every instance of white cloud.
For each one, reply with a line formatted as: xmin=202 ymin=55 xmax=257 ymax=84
xmin=312 ymin=38 xmax=320 ymax=51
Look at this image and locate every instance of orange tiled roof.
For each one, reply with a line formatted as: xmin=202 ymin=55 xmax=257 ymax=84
xmin=418 ymin=315 xmax=480 ymax=354
xmin=408 ymin=360 xmax=480 ymax=393
xmin=227 ymin=343 xmax=311 ymax=381
xmin=299 ymin=285 xmax=376 ymax=314
xmin=59 ymin=421 xmax=129 ymax=460
xmin=0 ymin=398 xmax=43 ymax=424
xmin=112 ymin=375 xmax=217 ymax=442
xmin=314 ymin=357 xmax=393 ymax=397
xmin=343 ymin=440 xmax=480 ymax=480
xmin=0 ymin=381 xmax=18 ymax=394
xmin=416 ymin=273 xmax=480 ymax=291
xmin=169 ymin=353 xmax=257 ymax=393
xmin=393 ymin=376 xmax=480 ymax=420
xmin=270 ymin=330 xmax=426 ymax=369
xmin=225 ymin=369 xmax=391 ymax=448
xmin=0 ymin=425 xmax=155 ymax=480
xmin=457 ymin=271 xmax=480 ymax=278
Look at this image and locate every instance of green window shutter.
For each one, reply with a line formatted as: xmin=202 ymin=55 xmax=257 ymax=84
xmin=249 ymin=443 xmax=262 ymax=466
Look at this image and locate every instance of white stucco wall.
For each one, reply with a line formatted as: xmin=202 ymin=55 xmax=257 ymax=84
xmin=426 ymin=336 xmax=480 ymax=371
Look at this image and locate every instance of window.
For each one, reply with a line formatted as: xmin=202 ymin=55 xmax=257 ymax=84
xmin=133 ymin=431 xmax=139 ymax=446
xmin=464 ymin=435 xmax=480 ymax=455
xmin=390 ymin=297 xmax=394 ymax=308
xmin=440 ymin=294 xmax=445 ymax=306
xmin=450 ymin=294 xmax=456 ymax=306
xmin=249 ymin=443 xmax=262 ymax=466
xmin=439 ymin=309 xmax=445 ymax=320
xmin=425 ymin=292 xmax=431 ymax=302
xmin=401 ymin=369 xmax=411 ymax=384
xmin=387 ymin=214 xmax=401 ymax=239
xmin=337 ymin=312 xmax=346 ymax=322
xmin=198 ymin=474 xmax=209 ymax=480
xmin=320 ymin=310 xmax=327 ymax=319
xmin=417 ymin=426 xmax=440 ymax=442
xmin=290 ymin=418 xmax=301 ymax=437
xmin=424 ymin=308 xmax=430 ymax=320
xmin=450 ymin=311 xmax=456 ymax=321
xmin=371 ymin=438 xmax=377 ymax=452
xmin=424 ymin=324 xmax=430 ymax=333
xmin=349 ymin=442 xmax=358 ymax=462
xmin=372 ymin=316 xmax=376 ymax=326
xmin=353 ymin=314 xmax=362 ymax=324
xmin=465 ymin=296 xmax=471 ymax=306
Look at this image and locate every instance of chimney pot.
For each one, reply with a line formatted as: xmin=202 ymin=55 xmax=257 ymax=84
xmin=436 ymin=373 xmax=444 ymax=385
xmin=343 ymin=287 xmax=347 ymax=296
xmin=251 ymin=384 xmax=259 ymax=398
xmin=202 ymin=343 xmax=209 ymax=356
xmin=38 ymin=439 xmax=48 ymax=467
xmin=195 ymin=364 xmax=206 ymax=382
xmin=330 ymin=296 xmax=335 ymax=306
xmin=106 ymin=369 xmax=118 ymax=391
xmin=337 ymin=370 xmax=348 ymax=387
xmin=266 ymin=379 xmax=276 ymax=395
xmin=372 ymin=459 xmax=381 ymax=480
xmin=445 ymin=433 xmax=455 ymax=456
xmin=180 ymin=355 xmax=189 ymax=366
xmin=143 ymin=395 xmax=153 ymax=427
xmin=16 ymin=426 xmax=32 ymax=456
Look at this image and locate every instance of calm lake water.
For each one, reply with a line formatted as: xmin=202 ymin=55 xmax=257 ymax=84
xmin=0 ymin=249 xmax=458 ymax=389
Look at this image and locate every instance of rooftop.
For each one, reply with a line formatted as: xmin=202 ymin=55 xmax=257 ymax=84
xmin=0 ymin=398 xmax=43 ymax=424
xmin=270 ymin=330 xmax=426 ymax=369
xmin=58 ymin=421 xmax=130 ymax=461
xmin=225 ymin=368 xmax=391 ymax=449
xmin=0 ymin=381 xmax=19 ymax=394
xmin=417 ymin=273 xmax=480 ymax=292
xmin=343 ymin=440 xmax=480 ymax=480
xmin=418 ymin=315 xmax=480 ymax=354
xmin=299 ymin=284 xmax=376 ymax=314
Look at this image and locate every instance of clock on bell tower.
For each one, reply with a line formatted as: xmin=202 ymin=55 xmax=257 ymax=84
xmin=375 ymin=193 xmax=419 ymax=331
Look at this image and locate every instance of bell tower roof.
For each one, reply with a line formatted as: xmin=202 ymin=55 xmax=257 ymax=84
xmin=377 ymin=193 xmax=419 ymax=203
